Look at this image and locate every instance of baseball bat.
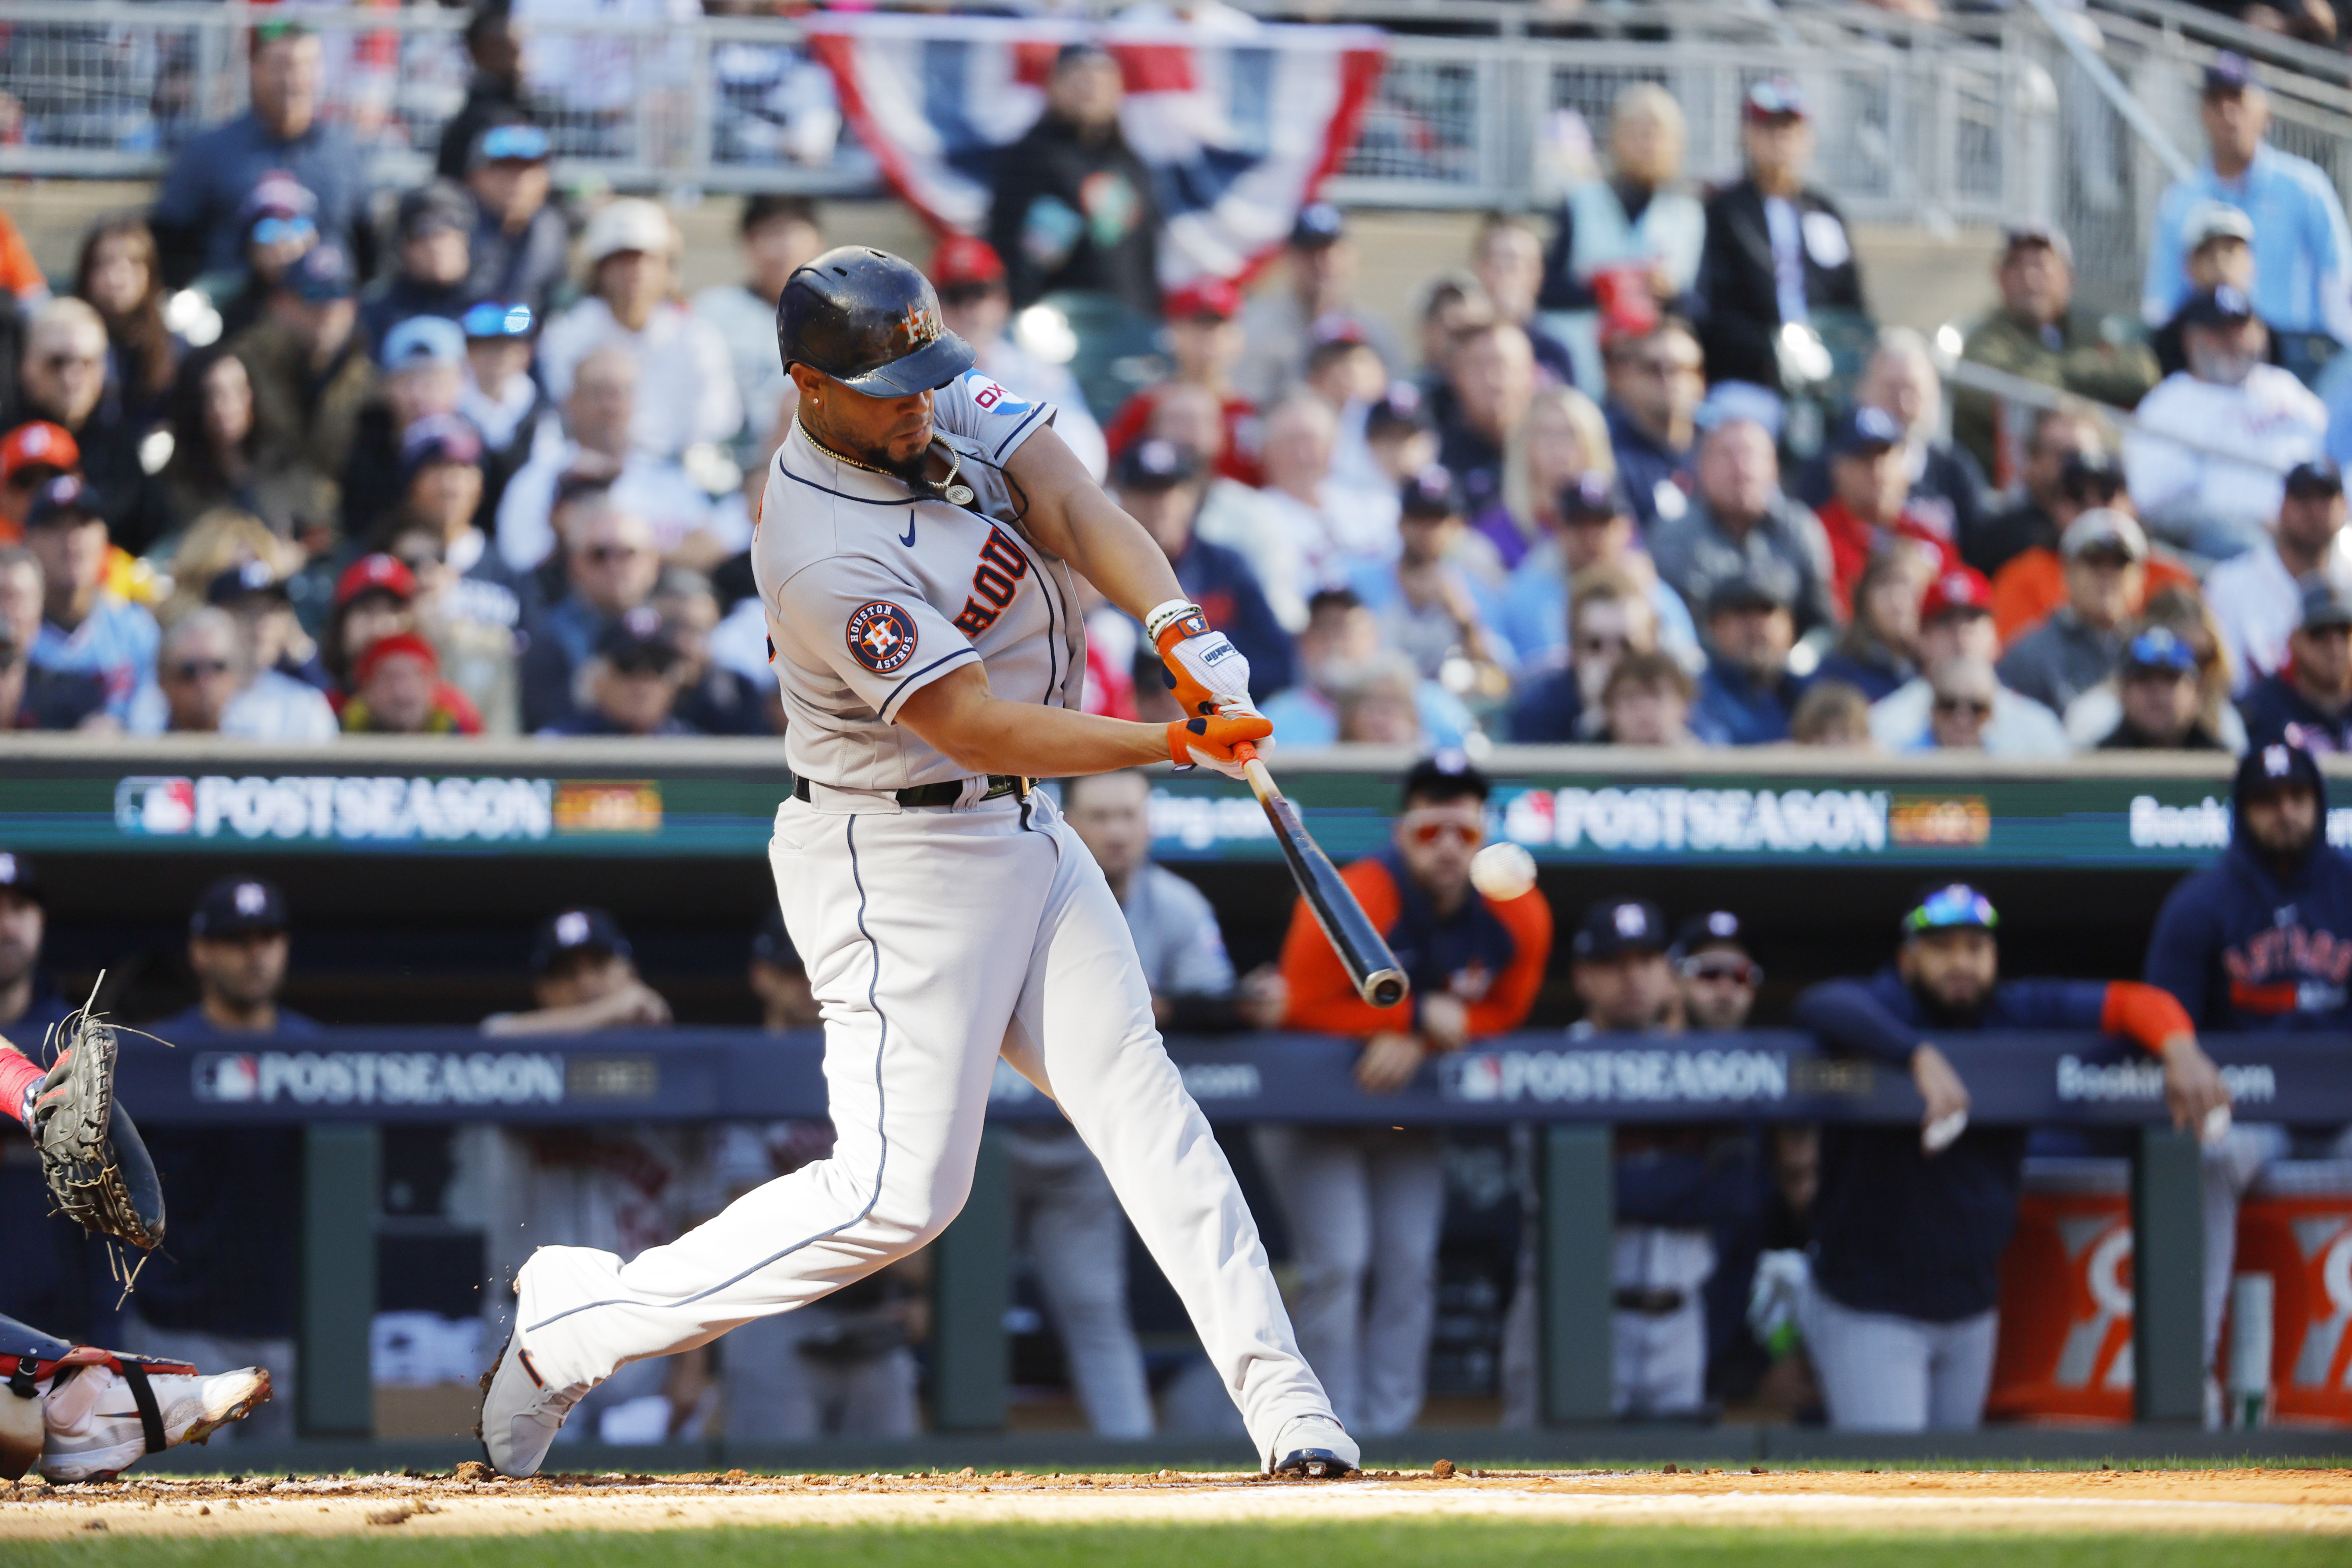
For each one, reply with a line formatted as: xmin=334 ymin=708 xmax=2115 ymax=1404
xmin=1233 ymin=744 xmax=1409 ymax=1009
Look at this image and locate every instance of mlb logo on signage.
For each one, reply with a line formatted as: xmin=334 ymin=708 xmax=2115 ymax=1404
xmin=193 ymin=1055 xmax=260 ymax=1103
xmin=115 ymin=777 xmax=196 ymax=835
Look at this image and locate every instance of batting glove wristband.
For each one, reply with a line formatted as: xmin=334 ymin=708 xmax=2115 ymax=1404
xmin=1168 ymin=704 xmax=1273 ymax=780
xmin=1146 ymin=597 xmax=1253 ymax=719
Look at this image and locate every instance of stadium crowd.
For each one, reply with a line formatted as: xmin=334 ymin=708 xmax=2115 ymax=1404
xmin=5 ymin=11 xmax=2352 ymax=757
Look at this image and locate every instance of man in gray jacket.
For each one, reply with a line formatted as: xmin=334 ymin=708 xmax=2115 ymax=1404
xmin=1650 ymin=407 xmax=1839 ymax=635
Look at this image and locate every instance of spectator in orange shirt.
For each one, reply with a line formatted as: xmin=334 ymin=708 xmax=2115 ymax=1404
xmin=1989 ymin=449 xmax=2194 ymax=646
xmin=1255 ymin=755 xmax=1552 ymax=1436
xmin=0 ymin=207 xmax=50 ymax=309
xmin=1102 ymin=278 xmax=1263 ymax=486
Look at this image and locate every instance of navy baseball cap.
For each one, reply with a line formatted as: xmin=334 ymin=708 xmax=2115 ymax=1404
xmin=1671 ymin=909 xmax=1748 ymax=959
xmin=1291 ymin=202 xmax=1347 ymax=248
xmin=2180 ymin=285 xmax=2256 ymax=328
xmin=2287 ymin=459 xmax=2344 ymax=498
xmin=530 ymin=906 xmax=631 ymax=974
xmin=192 ymin=875 xmax=289 ymax=938
xmin=462 ymin=300 xmax=536 ymax=341
xmin=0 ymin=851 xmax=39 ymax=907
xmin=1399 ymin=464 xmax=1459 ymax=518
xmin=206 ymin=557 xmax=290 ymax=607
xmin=1364 ymin=381 xmax=1426 ymax=438
xmin=283 ymin=241 xmax=356 ymax=303
xmin=1831 ymin=404 xmax=1905 ymax=457
xmin=751 ymin=906 xmax=801 ymax=972
xmin=1902 ymin=883 xmax=1997 ymax=937
xmin=2300 ymin=580 xmax=2352 ymax=632
xmin=1560 ymin=471 xmax=1630 ymax=523
xmin=597 ymin=604 xmax=684 ymax=676
xmin=397 ymin=412 xmax=484 ymax=489
xmin=2204 ymin=51 xmax=2260 ymax=95
xmin=1574 ymin=898 xmax=1668 ymax=960
xmin=1400 ymin=751 xmax=1489 ymax=808
xmin=1706 ymin=575 xmax=1790 ymax=618
xmin=1114 ymin=437 xmax=1201 ymax=491
xmin=397 ymin=181 xmax=474 ymax=241
xmin=23 ymin=474 xmax=101 ymax=530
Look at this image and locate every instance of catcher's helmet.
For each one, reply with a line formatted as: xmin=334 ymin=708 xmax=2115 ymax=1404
xmin=777 ymin=246 xmax=975 ymax=397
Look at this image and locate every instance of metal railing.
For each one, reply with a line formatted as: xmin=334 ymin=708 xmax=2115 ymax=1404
xmin=0 ymin=0 xmax=2030 ymax=225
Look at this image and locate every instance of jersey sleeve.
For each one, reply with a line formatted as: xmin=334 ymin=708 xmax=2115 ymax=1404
xmin=1465 ymin=889 xmax=1553 ymax=1036
xmin=773 ymin=553 xmax=980 ymax=722
xmin=1279 ymin=859 xmax=1408 ymax=1036
xmin=933 ymin=368 xmax=1058 ymax=466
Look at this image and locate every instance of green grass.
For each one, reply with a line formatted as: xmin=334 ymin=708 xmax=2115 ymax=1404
xmin=9 ymin=1523 xmax=2349 ymax=1568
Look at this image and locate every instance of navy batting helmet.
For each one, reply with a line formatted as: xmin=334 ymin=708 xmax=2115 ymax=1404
xmin=777 ymin=246 xmax=975 ymax=397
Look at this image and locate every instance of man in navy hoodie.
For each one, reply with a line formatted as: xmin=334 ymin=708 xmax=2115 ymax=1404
xmin=2146 ymin=740 xmax=2352 ymax=1376
xmin=1792 ymin=884 xmax=2228 ymax=1430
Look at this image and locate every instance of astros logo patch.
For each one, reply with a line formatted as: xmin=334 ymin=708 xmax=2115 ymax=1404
xmin=846 ymin=601 xmax=918 ymax=674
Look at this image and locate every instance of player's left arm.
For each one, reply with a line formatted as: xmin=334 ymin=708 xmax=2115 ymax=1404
xmin=1462 ymin=893 xmax=1555 ymax=1037
xmin=2100 ymin=980 xmax=2230 ymax=1133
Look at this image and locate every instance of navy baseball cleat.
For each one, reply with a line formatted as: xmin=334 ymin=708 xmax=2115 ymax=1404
xmin=1268 ymin=1414 xmax=1359 ymax=1478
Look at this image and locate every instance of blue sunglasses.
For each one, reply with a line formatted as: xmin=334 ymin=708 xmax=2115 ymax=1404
xmin=1904 ymin=885 xmax=1998 ymax=935
xmin=462 ymin=301 xmax=535 ymax=340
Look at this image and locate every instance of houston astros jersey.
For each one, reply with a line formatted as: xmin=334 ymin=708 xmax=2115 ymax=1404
xmin=753 ymin=369 xmax=1087 ymax=790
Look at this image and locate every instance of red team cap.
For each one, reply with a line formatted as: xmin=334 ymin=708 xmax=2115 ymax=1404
xmin=0 ymin=421 xmax=80 ymax=485
xmin=1165 ymin=277 xmax=1241 ymax=322
xmin=930 ymin=235 xmax=1007 ymax=288
xmin=334 ymin=552 xmax=419 ymax=608
xmin=1919 ymin=565 xmax=1994 ymax=623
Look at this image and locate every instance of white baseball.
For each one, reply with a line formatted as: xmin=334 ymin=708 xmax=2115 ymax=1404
xmin=1469 ymin=842 xmax=1537 ymax=901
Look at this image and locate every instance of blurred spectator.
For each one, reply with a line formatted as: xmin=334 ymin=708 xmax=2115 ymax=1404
xmin=74 ymin=217 xmax=181 ymax=440
xmin=154 ymin=508 xmax=299 ymax=632
xmin=156 ymin=343 xmax=325 ymax=547
xmin=696 ymin=197 xmax=827 ymax=463
xmin=0 ymin=422 xmax=78 ymax=544
xmin=125 ymin=875 xmax=314 ymax=1442
xmin=458 ymin=300 xmax=552 ymax=526
xmin=0 ymin=548 xmax=103 ymax=731
xmin=1233 ymin=203 xmax=1405 ymax=404
xmin=322 ymin=553 xmax=421 ymax=701
xmin=1601 ymin=317 xmax=1705 ymax=535
xmin=1258 ymin=589 xmax=1476 ymax=751
xmin=485 ymin=906 xmax=671 ymax=1035
xmin=1996 ymin=510 xmax=2144 ymax=715
xmin=1497 ymin=471 xmax=1698 ymax=671
xmin=379 ymin=413 xmax=528 ymax=733
xmin=2093 ymin=628 xmax=2228 ymax=751
xmin=541 ymin=200 xmax=740 ymax=465
xmin=1974 ymin=407 xmax=2111 ymax=583
xmin=358 ymin=184 xmax=475 ymax=357
xmin=1921 ymin=655 xmax=1998 ymax=751
xmin=127 ymin=605 xmax=334 ymax=743
xmin=1470 ymin=216 xmax=1574 ymax=387
xmin=1115 ymin=439 xmax=1294 ymax=697
xmin=1808 ymin=550 xmax=1925 ymax=704
xmin=1650 ymin=413 xmax=1838 ymax=634
xmin=497 ymin=345 xmax=723 ymax=572
xmin=1352 ymin=466 xmax=1508 ymax=688
xmin=10 ymin=298 xmax=165 ymax=554
xmin=2143 ymin=54 xmax=2352 ymax=386
xmin=1792 ymin=883 xmax=2222 ymax=1431
xmin=1258 ymin=392 xmax=1386 ymax=594
xmin=1507 ymin=564 xmax=1656 ymax=743
xmin=1143 ymin=382 xmax=1291 ymax=624
xmin=1332 ymin=653 xmax=1434 ymax=746
xmin=1434 ymin=321 xmax=1536 ymax=512
xmin=211 ymin=174 xmax=320 ymax=345
xmin=1600 ymin=648 xmax=1702 ymax=748
xmin=2202 ymin=459 xmax=2352 ymax=692
xmin=985 ymin=44 xmax=1160 ymax=320
xmin=932 ymin=235 xmax=1107 ymax=482
xmin=1539 ymin=84 xmax=1706 ymax=396
xmin=437 ymin=4 xmax=536 ymax=184
xmin=653 ymin=568 xmax=771 ymax=736
xmin=541 ymin=608 xmax=694 ymax=737
xmin=2150 ymin=204 xmax=2269 ymax=381
xmin=1475 ymin=384 xmax=1612 ymax=573
xmin=22 ymin=475 xmax=154 ymax=721
xmin=339 ymin=631 xmax=482 ymax=736
xmin=1695 ymin=78 xmax=1865 ymax=393
xmin=2239 ymin=581 xmax=2352 ymax=752
xmin=342 ymin=315 xmax=469 ymax=543
xmin=1989 ymin=451 xmax=2194 ymax=648
xmin=1812 ymin=406 xmax=1961 ymax=615
xmin=1409 ymin=271 xmax=1492 ymax=396
xmin=1954 ymin=225 xmax=2158 ymax=483
xmin=230 ymin=241 xmax=374 ymax=517
xmin=2062 ymin=584 xmax=2246 ymax=754
xmin=1870 ymin=567 xmax=2070 ymax=757
xmin=1262 ymin=757 xmax=1550 ymax=1434
xmin=1790 ymin=679 xmax=1875 ymax=748
xmin=1105 ymin=278 xmax=1259 ymax=485
xmin=1675 ymin=911 xmax=1760 ymax=1032
xmin=521 ymin=505 xmax=661 ymax=731
xmin=2125 ymin=286 xmax=2327 ymax=561
xmin=206 ymin=556 xmax=327 ymax=696
xmin=1829 ymin=332 xmax=1986 ymax=559
xmin=151 ymin=22 xmax=369 ymax=288
xmin=1694 ymin=579 xmax=1802 ymax=744
xmin=461 ymin=117 xmax=568 ymax=323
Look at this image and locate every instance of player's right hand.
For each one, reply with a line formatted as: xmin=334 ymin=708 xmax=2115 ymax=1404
xmin=1168 ymin=704 xmax=1272 ymax=780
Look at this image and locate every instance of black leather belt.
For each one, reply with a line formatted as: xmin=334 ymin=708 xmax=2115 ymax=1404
xmin=1612 ymin=1287 xmax=1688 ymax=1316
xmin=793 ymin=774 xmax=1029 ymax=808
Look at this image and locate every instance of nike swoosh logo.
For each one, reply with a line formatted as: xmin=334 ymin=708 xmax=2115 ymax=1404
xmin=898 ymin=514 xmax=917 ymax=547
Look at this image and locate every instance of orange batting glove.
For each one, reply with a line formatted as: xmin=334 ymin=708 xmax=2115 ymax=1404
xmin=1147 ymin=598 xmax=1253 ymax=719
xmin=1168 ymin=706 xmax=1272 ymax=780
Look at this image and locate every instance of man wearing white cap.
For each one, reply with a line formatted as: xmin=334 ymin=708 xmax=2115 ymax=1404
xmin=537 ymin=198 xmax=741 ymax=463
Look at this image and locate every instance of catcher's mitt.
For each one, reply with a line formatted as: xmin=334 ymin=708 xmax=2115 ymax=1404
xmin=30 ymin=996 xmax=165 ymax=1281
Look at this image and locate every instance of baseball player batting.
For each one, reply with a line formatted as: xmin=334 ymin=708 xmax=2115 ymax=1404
xmin=479 ymin=248 xmax=1356 ymax=1479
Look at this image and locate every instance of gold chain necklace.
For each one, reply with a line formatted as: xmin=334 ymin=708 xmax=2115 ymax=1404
xmin=797 ymin=414 xmax=976 ymax=507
